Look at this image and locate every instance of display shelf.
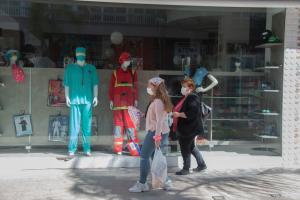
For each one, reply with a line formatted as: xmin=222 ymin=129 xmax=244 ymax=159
xmin=211 ymin=118 xmax=261 ymax=121
xmin=254 ymin=66 xmax=280 ymax=71
xmin=211 ymin=71 xmax=264 ymax=77
xmin=255 ymin=43 xmax=283 ymax=48
xmin=170 ymin=95 xmax=254 ymax=99
xmin=255 ymin=134 xmax=279 ymax=140
xmin=258 ymin=89 xmax=280 ymax=93
xmin=203 ymin=96 xmax=253 ymax=99
xmin=254 ymin=111 xmax=280 ymax=116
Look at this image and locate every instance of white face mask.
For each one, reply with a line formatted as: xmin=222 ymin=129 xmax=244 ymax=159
xmin=77 ymin=60 xmax=85 ymax=66
xmin=11 ymin=55 xmax=17 ymax=63
xmin=181 ymin=87 xmax=189 ymax=96
xmin=121 ymin=61 xmax=131 ymax=70
xmin=147 ymin=87 xmax=154 ymax=96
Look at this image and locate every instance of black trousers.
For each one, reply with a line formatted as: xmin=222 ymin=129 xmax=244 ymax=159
xmin=178 ymin=136 xmax=206 ymax=170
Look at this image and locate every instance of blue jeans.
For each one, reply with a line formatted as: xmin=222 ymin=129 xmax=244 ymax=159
xmin=139 ymin=131 xmax=169 ymax=184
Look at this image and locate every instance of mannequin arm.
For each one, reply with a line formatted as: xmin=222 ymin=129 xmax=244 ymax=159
xmin=196 ymin=74 xmax=218 ymax=93
xmin=64 ymin=86 xmax=71 ymax=107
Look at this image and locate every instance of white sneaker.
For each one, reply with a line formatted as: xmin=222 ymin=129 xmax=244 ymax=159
xmin=85 ymin=152 xmax=92 ymax=157
xmin=129 ymin=181 xmax=149 ymax=193
xmin=117 ymin=152 xmax=122 ymax=155
xmin=69 ymin=152 xmax=75 ymax=157
xmin=163 ymin=179 xmax=173 ymax=191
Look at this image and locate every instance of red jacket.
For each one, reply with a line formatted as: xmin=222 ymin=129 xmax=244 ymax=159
xmin=109 ymin=67 xmax=138 ymax=110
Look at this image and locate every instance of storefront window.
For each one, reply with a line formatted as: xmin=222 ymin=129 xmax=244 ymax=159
xmin=0 ymin=0 xmax=285 ymax=156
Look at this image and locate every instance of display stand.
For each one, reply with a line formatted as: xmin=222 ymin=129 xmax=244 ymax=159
xmin=252 ymin=12 xmax=284 ymax=152
xmin=26 ymin=68 xmax=32 ymax=153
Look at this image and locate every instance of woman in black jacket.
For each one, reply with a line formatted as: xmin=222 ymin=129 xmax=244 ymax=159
xmin=173 ymin=78 xmax=207 ymax=175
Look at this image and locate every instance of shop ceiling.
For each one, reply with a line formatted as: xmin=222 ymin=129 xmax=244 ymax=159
xmin=32 ymin=0 xmax=300 ymax=8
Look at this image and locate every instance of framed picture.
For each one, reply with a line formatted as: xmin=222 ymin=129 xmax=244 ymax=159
xmin=48 ymin=115 xmax=69 ymax=142
xmin=47 ymin=79 xmax=66 ymax=107
xmin=13 ymin=114 xmax=33 ymax=137
xmin=92 ymin=116 xmax=98 ymax=136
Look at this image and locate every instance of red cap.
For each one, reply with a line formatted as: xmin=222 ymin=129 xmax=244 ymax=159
xmin=119 ymin=52 xmax=131 ymax=65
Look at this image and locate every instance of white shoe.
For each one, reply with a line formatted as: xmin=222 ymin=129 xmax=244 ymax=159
xmin=129 ymin=181 xmax=149 ymax=193
xmin=117 ymin=152 xmax=122 ymax=155
xmin=85 ymin=152 xmax=92 ymax=157
xmin=69 ymin=152 xmax=75 ymax=157
xmin=163 ymin=179 xmax=173 ymax=191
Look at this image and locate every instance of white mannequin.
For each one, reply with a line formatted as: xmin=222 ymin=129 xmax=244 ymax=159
xmin=235 ymin=60 xmax=241 ymax=72
xmin=10 ymin=54 xmax=18 ymax=65
xmin=65 ymin=55 xmax=98 ymax=107
xmin=195 ymin=75 xmax=218 ymax=93
xmin=192 ymin=55 xmax=219 ymax=93
xmin=109 ymin=60 xmax=138 ymax=110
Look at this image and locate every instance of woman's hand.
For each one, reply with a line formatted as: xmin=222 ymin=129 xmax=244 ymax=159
xmin=173 ymin=112 xmax=187 ymax=119
xmin=172 ymin=112 xmax=180 ymax=118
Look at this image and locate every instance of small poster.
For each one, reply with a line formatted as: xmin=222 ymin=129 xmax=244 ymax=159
xmin=48 ymin=79 xmax=66 ymax=107
xmin=48 ymin=115 xmax=69 ymax=142
xmin=13 ymin=114 xmax=33 ymax=137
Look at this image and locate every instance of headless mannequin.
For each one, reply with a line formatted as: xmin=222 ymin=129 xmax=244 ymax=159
xmin=186 ymin=55 xmax=218 ymax=93
xmin=109 ymin=60 xmax=138 ymax=110
xmin=65 ymin=53 xmax=98 ymax=107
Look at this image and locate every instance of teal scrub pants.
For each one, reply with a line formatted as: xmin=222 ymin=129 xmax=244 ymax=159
xmin=69 ymin=104 xmax=92 ymax=153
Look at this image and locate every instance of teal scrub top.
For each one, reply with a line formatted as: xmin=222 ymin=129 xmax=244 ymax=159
xmin=64 ymin=63 xmax=99 ymax=105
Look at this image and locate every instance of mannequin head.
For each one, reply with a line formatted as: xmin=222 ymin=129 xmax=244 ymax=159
xmin=234 ymin=58 xmax=241 ymax=67
xmin=196 ymin=54 xmax=202 ymax=65
xmin=75 ymin=47 xmax=86 ymax=66
xmin=119 ymin=52 xmax=131 ymax=71
xmin=5 ymin=50 xmax=20 ymax=65
xmin=186 ymin=56 xmax=191 ymax=66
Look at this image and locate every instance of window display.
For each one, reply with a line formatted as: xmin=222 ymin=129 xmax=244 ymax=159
xmin=109 ymin=52 xmax=139 ymax=156
xmin=64 ymin=47 xmax=99 ymax=156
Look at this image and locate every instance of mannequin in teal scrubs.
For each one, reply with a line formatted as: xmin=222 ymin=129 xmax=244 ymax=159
xmin=64 ymin=47 xmax=99 ymax=156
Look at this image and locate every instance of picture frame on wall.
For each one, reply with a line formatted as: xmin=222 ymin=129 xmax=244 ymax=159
xmin=48 ymin=115 xmax=69 ymax=142
xmin=13 ymin=114 xmax=33 ymax=137
xmin=47 ymin=79 xmax=66 ymax=107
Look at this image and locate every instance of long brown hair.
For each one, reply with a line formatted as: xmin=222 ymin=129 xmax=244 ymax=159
xmin=150 ymin=82 xmax=173 ymax=113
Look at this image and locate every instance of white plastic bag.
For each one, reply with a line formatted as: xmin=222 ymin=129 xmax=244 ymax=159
xmin=151 ymin=148 xmax=168 ymax=189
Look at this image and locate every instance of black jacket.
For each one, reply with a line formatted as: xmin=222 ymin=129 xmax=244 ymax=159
xmin=177 ymin=93 xmax=204 ymax=138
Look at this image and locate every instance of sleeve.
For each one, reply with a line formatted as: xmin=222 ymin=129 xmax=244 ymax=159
xmin=183 ymin=95 xmax=200 ymax=120
xmin=92 ymin=65 xmax=99 ymax=86
xmin=154 ymin=100 xmax=165 ymax=136
xmin=133 ymin=70 xmax=138 ymax=101
xmin=108 ymin=71 xmax=116 ymax=101
xmin=63 ymin=65 xmax=70 ymax=87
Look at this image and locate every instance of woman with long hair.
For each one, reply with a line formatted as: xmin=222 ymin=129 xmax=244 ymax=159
xmin=129 ymin=77 xmax=173 ymax=193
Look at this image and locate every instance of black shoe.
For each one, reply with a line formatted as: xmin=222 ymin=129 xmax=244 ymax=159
xmin=175 ymin=169 xmax=190 ymax=175
xmin=193 ymin=165 xmax=207 ymax=172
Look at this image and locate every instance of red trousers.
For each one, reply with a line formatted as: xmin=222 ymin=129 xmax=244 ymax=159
xmin=113 ymin=110 xmax=139 ymax=154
